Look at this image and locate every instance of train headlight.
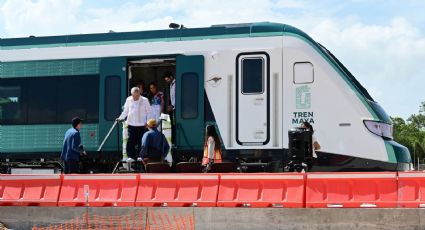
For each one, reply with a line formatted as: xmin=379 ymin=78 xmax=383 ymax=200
xmin=363 ymin=120 xmax=393 ymax=139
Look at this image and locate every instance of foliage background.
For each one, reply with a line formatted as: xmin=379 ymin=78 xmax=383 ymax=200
xmin=392 ymin=102 xmax=425 ymax=163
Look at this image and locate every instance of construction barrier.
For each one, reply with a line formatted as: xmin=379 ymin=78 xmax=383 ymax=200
xmin=306 ymin=172 xmax=398 ymax=208
xmin=58 ymin=174 xmax=139 ymax=207
xmin=4 ymin=172 xmax=425 ymax=208
xmin=0 ymin=174 xmax=62 ymax=206
xmin=136 ymin=174 xmax=219 ymax=207
xmin=217 ymin=173 xmax=305 ymax=208
xmin=398 ymin=172 xmax=425 ymax=208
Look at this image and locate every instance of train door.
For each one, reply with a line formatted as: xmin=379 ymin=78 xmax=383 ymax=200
xmin=99 ymin=57 xmax=127 ymax=152
xmin=175 ymin=55 xmax=205 ymax=150
xmin=236 ymin=52 xmax=270 ymax=146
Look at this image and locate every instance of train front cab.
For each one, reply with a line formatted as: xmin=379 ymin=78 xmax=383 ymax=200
xmin=280 ymin=33 xmax=411 ymax=172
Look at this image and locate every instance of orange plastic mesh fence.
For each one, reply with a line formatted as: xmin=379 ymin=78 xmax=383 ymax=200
xmin=31 ymin=210 xmax=194 ymax=230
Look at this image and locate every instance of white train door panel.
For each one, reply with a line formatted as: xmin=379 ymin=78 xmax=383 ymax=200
xmin=236 ymin=53 xmax=270 ymax=145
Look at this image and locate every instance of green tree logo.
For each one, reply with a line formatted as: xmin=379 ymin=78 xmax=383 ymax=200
xmin=296 ymin=85 xmax=311 ymax=109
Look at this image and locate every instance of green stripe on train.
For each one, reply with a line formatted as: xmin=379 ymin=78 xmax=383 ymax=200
xmin=0 ymin=124 xmax=99 ymax=153
xmin=0 ymin=59 xmax=100 ymax=78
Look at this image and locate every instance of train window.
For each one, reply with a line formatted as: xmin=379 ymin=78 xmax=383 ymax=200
xmin=181 ymin=73 xmax=198 ymax=119
xmin=0 ymin=76 xmax=99 ymax=125
xmin=294 ymin=62 xmax=314 ymax=84
xmin=85 ymin=77 xmax=100 ymax=122
xmin=0 ymin=82 xmax=26 ymax=124
xmin=57 ymin=76 xmax=99 ymax=123
xmin=105 ymin=76 xmax=121 ymax=121
xmin=241 ymin=57 xmax=264 ymax=94
xmin=27 ymin=78 xmax=57 ymax=124
xmin=57 ymin=77 xmax=86 ymax=123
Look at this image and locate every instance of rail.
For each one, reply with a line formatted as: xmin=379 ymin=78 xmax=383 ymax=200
xmin=97 ymin=120 xmax=120 ymax=152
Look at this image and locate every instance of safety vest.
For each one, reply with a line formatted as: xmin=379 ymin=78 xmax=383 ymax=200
xmin=202 ymin=141 xmax=222 ymax=165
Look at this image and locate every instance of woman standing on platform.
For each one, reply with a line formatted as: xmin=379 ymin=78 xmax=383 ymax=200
xmin=202 ymin=125 xmax=223 ymax=172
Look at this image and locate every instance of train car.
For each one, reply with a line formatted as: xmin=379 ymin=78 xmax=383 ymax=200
xmin=0 ymin=22 xmax=410 ymax=173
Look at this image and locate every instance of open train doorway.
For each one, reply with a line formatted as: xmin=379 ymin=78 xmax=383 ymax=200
xmin=126 ymin=55 xmax=205 ymax=166
xmin=127 ymin=57 xmax=176 ymax=147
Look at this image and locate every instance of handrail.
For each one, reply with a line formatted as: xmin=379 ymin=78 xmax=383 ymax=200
xmin=97 ymin=120 xmax=119 ymax=152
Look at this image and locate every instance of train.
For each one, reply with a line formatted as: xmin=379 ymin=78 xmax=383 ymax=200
xmin=0 ymin=22 xmax=411 ymax=173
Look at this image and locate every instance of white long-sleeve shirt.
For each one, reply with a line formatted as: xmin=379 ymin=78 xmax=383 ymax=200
xmin=207 ymin=137 xmax=215 ymax=159
xmin=118 ymin=96 xmax=152 ymax=127
xmin=312 ymin=135 xmax=319 ymax=158
xmin=170 ymin=79 xmax=176 ymax=107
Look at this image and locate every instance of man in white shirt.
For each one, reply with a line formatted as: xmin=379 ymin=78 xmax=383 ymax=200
xmin=163 ymin=71 xmax=176 ymax=144
xmin=117 ymin=87 xmax=152 ymax=160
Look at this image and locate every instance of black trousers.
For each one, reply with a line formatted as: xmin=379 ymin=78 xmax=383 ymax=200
xmin=127 ymin=125 xmax=147 ymax=160
xmin=64 ymin=159 xmax=79 ymax=174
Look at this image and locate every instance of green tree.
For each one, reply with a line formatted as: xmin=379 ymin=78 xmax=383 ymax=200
xmin=392 ymin=101 xmax=425 ymax=163
xmin=407 ymin=101 xmax=425 ymax=130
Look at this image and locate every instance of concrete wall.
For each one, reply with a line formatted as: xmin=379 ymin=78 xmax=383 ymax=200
xmin=1 ymin=207 xmax=424 ymax=230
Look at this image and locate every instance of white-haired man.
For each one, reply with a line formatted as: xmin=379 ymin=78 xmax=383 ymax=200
xmin=117 ymin=87 xmax=152 ymax=161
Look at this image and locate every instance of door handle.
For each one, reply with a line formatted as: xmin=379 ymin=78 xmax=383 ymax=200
xmin=254 ymin=98 xmax=264 ymax=105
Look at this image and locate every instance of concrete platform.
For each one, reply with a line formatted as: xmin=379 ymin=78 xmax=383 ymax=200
xmin=0 ymin=207 xmax=424 ymax=230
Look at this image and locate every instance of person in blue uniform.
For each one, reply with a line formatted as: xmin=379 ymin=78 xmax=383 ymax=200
xmin=61 ymin=117 xmax=86 ymax=174
xmin=139 ymin=119 xmax=170 ymax=165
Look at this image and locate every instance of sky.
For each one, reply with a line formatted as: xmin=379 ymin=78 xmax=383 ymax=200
xmin=0 ymin=0 xmax=424 ymax=119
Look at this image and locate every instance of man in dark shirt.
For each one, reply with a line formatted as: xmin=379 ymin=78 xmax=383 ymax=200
xmin=61 ymin=117 xmax=86 ymax=174
xmin=163 ymin=71 xmax=176 ymax=144
xmin=140 ymin=119 xmax=170 ymax=164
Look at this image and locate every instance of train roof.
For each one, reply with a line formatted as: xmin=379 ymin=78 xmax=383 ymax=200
xmin=0 ymin=22 xmax=313 ymax=49
xmin=0 ymin=21 xmax=378 ymax=111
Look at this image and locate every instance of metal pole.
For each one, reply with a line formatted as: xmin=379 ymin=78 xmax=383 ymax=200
xmin=97 ymin=120 xmax=118 ymax=152
xmin=117 ymin=121 xmax=120 ymax=153
xmin=414 ymin=144 xmax=416 ymax=171
xmin=418 ymin=157 xmax=420 ymax=171
xmin=160 ymin=119 xmax=163 ymax=135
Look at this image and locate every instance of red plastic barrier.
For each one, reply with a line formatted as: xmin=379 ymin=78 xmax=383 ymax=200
xmin=217 ymin=173 xmax=305 ymax=208
xmin=58 ymin=174 xmax=139 ymax=207
xmin=136 ymin=174 xmax=219 ymax=207
xmin=398 ymin=172 xmax=425 ymax=208
xmin=0 ymin=174 xmax=62 ymax=206
xmin=306 ymin=172 xmax=398 ymax=208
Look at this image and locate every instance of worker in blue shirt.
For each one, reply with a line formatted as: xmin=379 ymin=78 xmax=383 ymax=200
xmin=139 ymin=119 xmax=170 ymax=165
xmin=61 ymin=117 xmax=86 ymax=174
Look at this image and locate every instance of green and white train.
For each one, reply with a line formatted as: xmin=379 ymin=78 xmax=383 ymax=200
xmin=0 ymin=22 xmax=411 ymax=173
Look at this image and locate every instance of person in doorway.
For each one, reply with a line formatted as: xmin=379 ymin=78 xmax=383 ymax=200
xmin=301 ymin=122 xmax=321 ymax=157
xmin=148 ymin=82 xmax=165 ymax=124
xmin=61 ymin=117 xmax=86 ymax=174
xmin=116 ymin=87 xmax=152 ymax=161
xmin=139 ymin=119 xmax=170 ymax=165
xmin=162 ymin=71 xmax=176 ymax=144
xmin=202 ymin=125 xmax=223 ymax=172
xmin=137 ymin=81 xmax=149 ymax=98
